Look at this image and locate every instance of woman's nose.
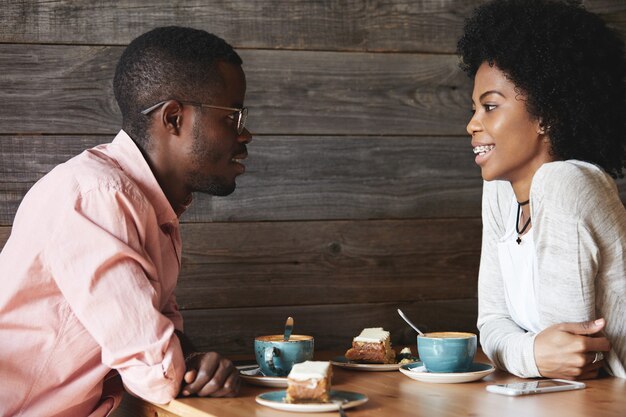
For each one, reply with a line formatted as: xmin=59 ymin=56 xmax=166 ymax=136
xmin=466 ymin=112 xmax=481 ymax=136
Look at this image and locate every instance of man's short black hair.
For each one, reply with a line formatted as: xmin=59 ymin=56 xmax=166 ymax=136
xmin=113 ymin=26 xmax=242 ymax=149
xmin=457 ymin=0 xmax=626 ymax=178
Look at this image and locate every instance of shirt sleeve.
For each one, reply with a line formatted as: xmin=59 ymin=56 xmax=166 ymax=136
xmin=162 ymin=292 xmax=184 ymax=332
xmin=477 ymin=180 xmax=540 ymax=378
xmin=45 ymin=185 xmax=185 ymax=404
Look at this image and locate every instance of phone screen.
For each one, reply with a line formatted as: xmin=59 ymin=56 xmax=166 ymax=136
xmin=486 ymin=379 xmax=585 ymax=396
xmin=513 ymin=380 xmax=576 ymax=389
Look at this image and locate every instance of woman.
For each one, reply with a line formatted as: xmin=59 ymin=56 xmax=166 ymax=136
xmin=458 ymin=0 xmax=626 ymax=379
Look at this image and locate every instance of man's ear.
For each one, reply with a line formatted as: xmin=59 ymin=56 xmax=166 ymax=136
xmin=158 ymin=100 xmax=184 ymax=135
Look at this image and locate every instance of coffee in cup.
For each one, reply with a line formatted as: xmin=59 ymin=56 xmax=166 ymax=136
xmin=254 ymin=334 xmax=314 ymax=377
xmin=417 ymin=331 xmax=477 ymax=373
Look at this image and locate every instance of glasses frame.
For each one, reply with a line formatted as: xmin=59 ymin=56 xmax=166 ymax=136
xmin=141 ymin=100 xmax=248 ymax=135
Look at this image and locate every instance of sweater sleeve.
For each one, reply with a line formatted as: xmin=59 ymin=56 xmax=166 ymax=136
xmin=477 ymin=180 xmax=541 ymax=377
xmin=532 ymin=161 xmax=626 ymax=378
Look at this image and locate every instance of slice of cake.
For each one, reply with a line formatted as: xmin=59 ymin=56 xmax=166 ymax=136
xmin=344 ymin=327 xmax=396 ymax=364
xmin=285 ymin=361 xmax=332 ymax=403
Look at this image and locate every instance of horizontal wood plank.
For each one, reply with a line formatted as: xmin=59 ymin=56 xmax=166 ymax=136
xmin=0 ymin=0 xmax=487 ymax=53
xmin=1 ymin=1 xmax=623 ymax=53
xmin=176 ymin=218 xmax=481 ymax=309
xmin=0 ymin=227 xmax=8 ymax=248
xmin=0 ymin=217 xmax=482 ymax=308
xmin=0 ymin=135 xmax=486 ymax=224
xmin=0 ymin=45 xmax=473 ymax=136
xmin=181 ymin=299 xmax=478 ymax=355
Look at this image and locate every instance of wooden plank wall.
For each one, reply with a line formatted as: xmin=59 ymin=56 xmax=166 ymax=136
xmin=1 ymin=0 xmax=624 ymax=356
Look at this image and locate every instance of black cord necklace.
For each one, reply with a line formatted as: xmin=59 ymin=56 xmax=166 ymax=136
xmin=516 ymin=199 xmax=531 ymax=245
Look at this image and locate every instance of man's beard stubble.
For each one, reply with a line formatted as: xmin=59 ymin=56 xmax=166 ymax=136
xmin=187 ymin=120 xmax=236 ymax=196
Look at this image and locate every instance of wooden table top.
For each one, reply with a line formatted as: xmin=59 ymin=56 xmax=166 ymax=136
xmin=112 ymin=351 xmax=626 ymax=417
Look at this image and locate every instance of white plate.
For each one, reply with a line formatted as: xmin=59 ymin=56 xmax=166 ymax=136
xmin=256 ymin=390 xmax=368 ymax=412
xmin=399 ymin=361 xmax=495 ymax=383
xmin=331 ymin=355 xmax=415 ymax=371
xmin=237 ymin=365 xmax=287 ymax=388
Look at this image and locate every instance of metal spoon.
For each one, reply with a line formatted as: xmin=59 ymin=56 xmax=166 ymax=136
xmin=283 ymin=316 xmax=294 ymax=341
xmin=397 ymin=309 xmax=424 ymax=336
xmin=332 ymin=398 xmax=348 ymax=417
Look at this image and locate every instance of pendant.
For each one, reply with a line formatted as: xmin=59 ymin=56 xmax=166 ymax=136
xmin=516 ymin=236 xmax=522 ymax=245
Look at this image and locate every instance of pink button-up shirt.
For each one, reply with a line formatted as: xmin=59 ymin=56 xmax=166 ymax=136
xmin=0 ymin=131 xmax=187 ymax=417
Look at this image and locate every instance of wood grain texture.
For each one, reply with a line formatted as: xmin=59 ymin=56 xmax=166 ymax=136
xmin=0 ymin=227 xmax=9 ymax=248
xmin=181 ymin=299 xmax=478 ymax=355
xmin=0 ymin=45 xmax=473 ymax=136
xmin=1 ymin=1 xmax=623 ymax=52
xmin=114 ymin=364 xmax=626 ymax=417
xmin=176 ymin=218 xmax=481 ymax=309
xmin=0 ymin=134 xmax=486 ymax=224
xmin=0 ymin=217 xmax=482 ymax=308
xmin=0 ymin=0 xmax=489 ymax=53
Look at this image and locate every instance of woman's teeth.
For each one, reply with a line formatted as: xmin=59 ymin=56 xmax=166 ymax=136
xmin=473 ymin=145 xmax=495 ymax=155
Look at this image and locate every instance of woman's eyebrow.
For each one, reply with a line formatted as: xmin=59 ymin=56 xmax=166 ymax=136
xmin=479 ymin=90 xmax=505 ymax=100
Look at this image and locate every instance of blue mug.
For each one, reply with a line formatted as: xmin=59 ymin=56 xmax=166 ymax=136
xmin=254 ymin=335 xmax=314 ymax=377
xmin=417 ymin=332 xmax=477 ymax=373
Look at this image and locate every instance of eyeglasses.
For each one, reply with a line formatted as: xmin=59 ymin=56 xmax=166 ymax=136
xmin=141 ymin=100 xmax=248 ymax=135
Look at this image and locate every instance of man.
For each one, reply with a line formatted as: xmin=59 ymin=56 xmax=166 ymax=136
xmin=0 ymin=26 xmax=251 ymax=416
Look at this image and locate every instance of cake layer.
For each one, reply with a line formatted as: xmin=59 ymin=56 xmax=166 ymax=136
xmin=286 ymin=361 xmax=332 ymax=403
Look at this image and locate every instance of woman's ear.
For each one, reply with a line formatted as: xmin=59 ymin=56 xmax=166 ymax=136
xmin=537 ymin=118 xmax=549 ymax=135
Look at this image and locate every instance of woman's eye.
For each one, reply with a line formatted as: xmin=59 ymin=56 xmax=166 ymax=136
xmin=484 ymin=104 xmax=497 ymax=112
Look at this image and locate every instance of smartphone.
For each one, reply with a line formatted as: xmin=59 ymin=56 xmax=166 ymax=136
xmin=486 ymin=379 xmax=586 ymax=396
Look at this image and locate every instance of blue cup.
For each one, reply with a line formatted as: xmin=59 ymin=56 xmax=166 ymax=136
xmin=254 ymin=335 xmax=314 ymax=377
xmin=417 ymin=332 xmax=477 ymax=373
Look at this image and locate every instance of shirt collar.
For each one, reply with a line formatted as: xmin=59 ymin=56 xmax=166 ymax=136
xmin=109 ymin=130 xmax=191 ymax=226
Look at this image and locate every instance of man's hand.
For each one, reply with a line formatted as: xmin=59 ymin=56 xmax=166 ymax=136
xmin=534 ymin=318 xmax=611 ymax=380
xmin=180 ymin=351 xmax=240 ymax=397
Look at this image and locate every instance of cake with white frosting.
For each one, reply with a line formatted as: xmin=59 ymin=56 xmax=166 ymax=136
xmin=285 ymin=361 xmax=332 ymax=403
xmin=344 ymin=327 xmax=396 ymax=364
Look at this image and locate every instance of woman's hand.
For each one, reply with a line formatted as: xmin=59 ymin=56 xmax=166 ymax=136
xmin=180 ymin=351 xmax=240 ymax=397
xmin=534 ymin=318 xmax=610 ymax=380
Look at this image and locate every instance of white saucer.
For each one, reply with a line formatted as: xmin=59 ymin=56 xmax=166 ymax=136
xmin=256 ymin=390 xmax=368 ymax=412
xmin=331 ymin=355 xmax=415 ymax=371
xmin=399 ymin=362 xmax=495 ymax=383
xmin=237 ymin=365 xmax=287 ymax=387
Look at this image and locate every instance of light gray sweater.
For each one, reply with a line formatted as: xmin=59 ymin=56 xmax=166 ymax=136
xmin=478 ymin=160 xmax=626 ymax=379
